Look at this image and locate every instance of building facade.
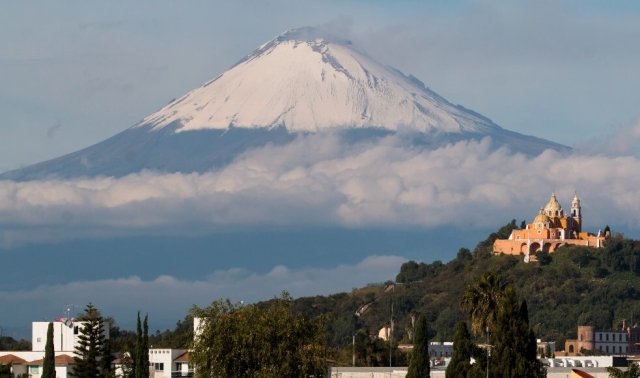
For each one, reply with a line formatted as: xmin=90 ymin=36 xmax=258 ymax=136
xmin=565 ymin=325 xmax=638 ymax=356
xmin=494 ymin=193 xmax=608 ymax=261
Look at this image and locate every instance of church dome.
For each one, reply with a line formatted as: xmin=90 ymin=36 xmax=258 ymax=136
xmin=534 ymin=212 xmax=550 ymax=223
xmin=544 ymin=193 xmax=563 ymax=216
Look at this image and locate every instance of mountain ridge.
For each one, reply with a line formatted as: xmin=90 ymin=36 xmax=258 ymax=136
xmin=0 ymin=27 xmax=568 ymax=181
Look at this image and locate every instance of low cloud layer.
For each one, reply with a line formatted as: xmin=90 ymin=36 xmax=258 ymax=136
xmin=2 ymin=131 xmax=640 ymax=248
xmin=0 ymin=255 xmax=406 ymax=335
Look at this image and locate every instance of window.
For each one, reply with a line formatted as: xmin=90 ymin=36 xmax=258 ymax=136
xmin=29 ymin=366 xmax=39 ymax=374
xmin=600 ymin=334 xmax=602 ymax=341
xmin=569 ymin=345 xmax=574 ymax=353
xmin=74 ymin=326 xmax=79 ymax=335
xmin=606 ymin=346 xmax=609 ymax=353
xmin=606 ymin=334 xmax=609 ymax=341
xmin=176 ymin=363 xmax=183 ymax=371
xmin=154 ymin=363 xmax=164 ymax=371
xmin=37 ymin=337 xmax=41 ymax=342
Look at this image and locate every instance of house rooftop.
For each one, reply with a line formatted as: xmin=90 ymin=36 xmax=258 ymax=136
xmin=29 ymin=354 xmax=75 ymax=365
xmin=0 ymin=354 xmax=27 ymax=365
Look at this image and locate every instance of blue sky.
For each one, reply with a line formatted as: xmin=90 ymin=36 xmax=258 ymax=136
xmin=2 ymin=1 xmax=640 ymax=172
xmin=2 ymin=1 xmax=640 ymax=337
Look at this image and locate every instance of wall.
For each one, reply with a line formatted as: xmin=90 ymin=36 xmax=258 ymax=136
xmin=32 ymin=321 xmax=110 ymax=352
xmin=149 ymin=348 xmax=187 ymax=378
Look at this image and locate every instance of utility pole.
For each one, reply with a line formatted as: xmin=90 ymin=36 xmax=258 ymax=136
xmin=352 ymin=335 xmax=355 ymax=366
xmin=390 ymin=284 xmax=394 ymax=368
xmin=486 ymin=326 xmax=491 ymax=378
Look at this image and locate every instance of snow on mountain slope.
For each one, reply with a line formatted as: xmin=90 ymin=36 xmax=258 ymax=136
xmin=0 ymin=27 xmax=569 ymax=181
xmin=139 ymin=28 xmax=494 ymax=134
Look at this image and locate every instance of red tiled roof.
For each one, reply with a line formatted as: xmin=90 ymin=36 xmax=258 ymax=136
xmin=174 ymin=352 xmax=189 ymax=362
xmin=30 ymin=354 xmax=76 ymax=365
xmin=0 ymin=354 xmax=28 ymax=365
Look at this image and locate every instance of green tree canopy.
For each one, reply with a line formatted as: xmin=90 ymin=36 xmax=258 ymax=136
xmin=461 ymin=271 xmax=506 ymax=337
xmin=445 ymin=321 xmax=475 ymax=378
xmin=190 ymin=291 xmax=328 ymax=378
xmin=607 ymin=363 xmax=640 ymax=378
xmin=70 ymin=303 xmax=106 ymax=378
xmin=41 ymin=322 xmax=55 ymax=378
xmin=489 ymin=288 xmax=545 ymax=378
xmin=406 ymin=315 xmax=429 ymax=378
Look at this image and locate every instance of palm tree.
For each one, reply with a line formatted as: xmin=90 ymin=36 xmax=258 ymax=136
xmin=460 ymin=271 xmax=506 ymax=337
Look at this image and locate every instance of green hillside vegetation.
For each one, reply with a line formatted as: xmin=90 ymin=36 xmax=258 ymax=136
xmin=283 ymin=221 xmax=640 ymax=355
xmin=0 ymin=336 xmax=31 ymax=351
xmin=97 ymin=221 xmax=640 ymax=366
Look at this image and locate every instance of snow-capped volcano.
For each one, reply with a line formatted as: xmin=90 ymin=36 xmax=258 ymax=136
xmin=141 ymin=27 xmax=493 ymax=134
xmin=0 ymin=28 xmax=568 ymax=181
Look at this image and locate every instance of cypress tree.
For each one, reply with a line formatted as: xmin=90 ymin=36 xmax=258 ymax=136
xmin=406 ymin=314 xmax=430 ymax=378
xmin=489 ymin=289 xmax=545 ymax=378
xmin=41 ymin=322 xmax=55 ymax=378
xmin=134 ymin=312 xmax=142 ymax=378
xmin=142 ymin=314 xmax=149 ymax=378
xmin=133 ymin=312 xmax=150 ymax=378
xmin=445 ymin=321 xmax=474 ymax=378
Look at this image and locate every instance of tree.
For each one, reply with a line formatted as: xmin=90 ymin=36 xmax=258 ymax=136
xmin=100 ymin=338 xmax=113 ymax=378
xmin=41 ymin=322 xmax=55 ymax=378
xmin=190 ymin=291 xmax=328 ymax=378
xmin=0 ymin=364 xmax=27 ymax=378
xmin=446 ymin=321 xmax=475 ymax=378
xmin=133 ymin=312 xmax=149 ymax=378
xmin=70 ymin=303 xmax=105 ymax=378
xmin=351 ymin=329 xmax=389 ymax=367
xmin=406 ymin=315 xmax=429 ymax=378
xmin=488 ymin=288 xmax=545 ymax=378
xmin=607 ymin=363 xmax=640 ymax=378
xmin=460 ymin=271 xmax=506 ymax=337
xmin=142 ymin=315 xmax=149 ymax=378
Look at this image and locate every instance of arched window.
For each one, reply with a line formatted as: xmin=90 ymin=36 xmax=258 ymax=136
xmin=569 ymin=345 xmax=574 ymax=353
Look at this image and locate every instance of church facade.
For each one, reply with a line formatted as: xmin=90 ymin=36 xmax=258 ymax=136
xmin=493 ymin=193 xmax=608 ymax=262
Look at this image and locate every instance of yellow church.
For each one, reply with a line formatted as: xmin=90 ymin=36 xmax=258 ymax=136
xmin=493 ymin=193 xmax=608 ymax=262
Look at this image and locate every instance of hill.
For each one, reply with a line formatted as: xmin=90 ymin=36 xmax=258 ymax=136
xmin=285 ymin=221 xmax=640 ymax=352
xmin=104 ymin=222 xmax=640 ymax=362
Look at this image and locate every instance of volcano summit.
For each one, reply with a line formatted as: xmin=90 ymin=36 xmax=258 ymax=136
xmin=1 ymin=27 xmax=567 ymax=181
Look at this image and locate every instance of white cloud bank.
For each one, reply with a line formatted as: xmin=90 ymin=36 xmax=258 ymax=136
xmin=0 ymin=255 xmax=406 ymax=332
xmin=2 ymin=130 xmax=640 ymax=247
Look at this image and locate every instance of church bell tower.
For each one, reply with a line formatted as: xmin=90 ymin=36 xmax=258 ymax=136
xmin=571 ymin=193 xmax=582 ymax=233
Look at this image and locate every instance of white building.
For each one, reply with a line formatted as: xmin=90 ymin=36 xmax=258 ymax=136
xmin=0 ymin=318 xmax=109 ymax=378
xmin=31 ymin=319 xmax=109 ymax=352
xmin=594 ymin=330 xmax=629 ymax=355
xmin=148 ymin=349 xmax=190 ymax=378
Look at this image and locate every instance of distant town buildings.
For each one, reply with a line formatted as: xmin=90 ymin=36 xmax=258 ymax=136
xmin=493 ymin=193 xmax=608 ymax=261
xmin=0 ymin=319 xmax=190 ymax=378
xmin=0 ymin=318 xmax=108 ymax=377
xmin=564 ymin=322 xmax=640 ymax=356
